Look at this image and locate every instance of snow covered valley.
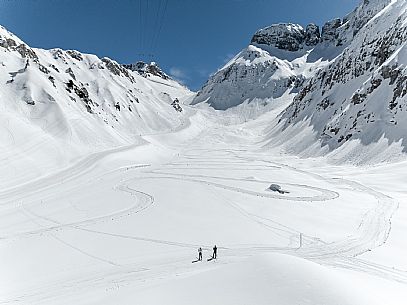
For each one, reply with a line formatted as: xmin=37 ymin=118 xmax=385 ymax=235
xmin=3 ymin=0 xmax=407 ymax=303
xmin=1 ymin=105 xmax=407 ymax=305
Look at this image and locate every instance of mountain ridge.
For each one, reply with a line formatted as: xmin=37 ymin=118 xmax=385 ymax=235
xmin=0 ymin=24 xmax=193 ymax=187
xmin=192 ymin=0 xmax=393 ymax=110
xmin=273 ymin=0 xmax=407 ymax=163
xmin=192 ymin=0 xmax=407 ymax=163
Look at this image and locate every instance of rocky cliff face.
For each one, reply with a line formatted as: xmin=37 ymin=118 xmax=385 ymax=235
xmin=123 ymin=61 xmax=169 ymax=80
xmin=305 ymin=24 xmax=321 ymax=46
xmin=192 ymin=10 xmax=354 ymax=110
xmin=192 ymin=21 xmax=330 ymax=110
xmin=193 ymin=0 xmax=407 ymax=162
xmin=277 ymin=0 xmax=407 ymax=160
xmin=317 ymin=0 xmax=392 ymax=48
xmin=320 ymin=19 xmax=342 ymax=44
xmin=193 ymin=0 xmax=395 ymax=112
xmin=250 ymin=0 xmax=390 ymax=53
xmin=251 ymin=23 xmax=320 ymax=52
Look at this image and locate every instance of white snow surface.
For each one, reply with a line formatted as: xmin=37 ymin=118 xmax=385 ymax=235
xmin=2 ymin=1 xmax=407 ymax=304
xmin=191 ymin=43 xmax=328 ymax=110
xmin=0 ymin=25 xmax=193 ymax=189
xmin=2 ymin=102 xmax=407 ymax=304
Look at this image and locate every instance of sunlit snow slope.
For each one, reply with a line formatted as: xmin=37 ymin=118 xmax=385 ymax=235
xmin=0 ymin=25 xmax=193 ymax=189
xmin=274 ymin=0 xmax=407 ymax=163
xmin=192 ymin=0 xmax=391 ymax=111
xmin=1 ymin=107 xmax=407 ymax=305
xmin=193 ymin=0 xmax=407 ymax=163
xmin=2 ymin=1 xmax=407 ymax=305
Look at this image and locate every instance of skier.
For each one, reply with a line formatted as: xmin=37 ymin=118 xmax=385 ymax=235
xmin=198 ymin=247 xmax=203 ymax=261
xmin=212 ymin=245 xmax=217 ymax=259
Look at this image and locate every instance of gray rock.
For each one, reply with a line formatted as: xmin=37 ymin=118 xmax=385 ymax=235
xmin=251 ymin=23 xmax=306 ymax=52
xmin=66 ymin=50 xmax=83 ymax=61
xmin=0 ymin=37 xmax=17 ymax=49
xmin=321 ymin=18 xmax=342 ymax=43
xmin=102 ymin=58 xmax=136 ymax=83
xmin=305 ymin=23 xmax=321 ymax=46
xmin=15 ymin=44 xmax=38 ymax=60
xmin=124 ymin=61 xmax=169 ymax=80
xmin=251 ymin=23 xmax=321 ymax=51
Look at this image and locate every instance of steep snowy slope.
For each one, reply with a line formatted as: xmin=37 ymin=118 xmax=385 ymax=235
xmin=191 ymin=24 xmax=325 ymax=110
xmin=192 ymin=0 xmax=389 ymax=111
xmin=274 ymin=0 xmax=407 ymax=163
xmin=3 ymin=3 xmax=407 ymax=304
xmin=0 ymin=25 xmax=193 ymax=188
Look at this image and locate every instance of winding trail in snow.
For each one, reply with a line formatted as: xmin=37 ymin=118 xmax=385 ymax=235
xmin=1 ymin=119 xmax=406 ymax=305
xmin=0 ymin=143 xmax=147 ymax=206
xmin=129 ymin=138 xmax=404 ymax=282
xmin=0 ymin=170 xmax=154 ymax=241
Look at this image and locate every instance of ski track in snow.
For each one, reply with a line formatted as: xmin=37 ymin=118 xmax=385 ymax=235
xmin=0 ymin=182 xmax=154 ymax=241
xmin=0 ymin=144 xmax=148 ymax=206
xmin=0 ymin=123 xmax=405 ymax=304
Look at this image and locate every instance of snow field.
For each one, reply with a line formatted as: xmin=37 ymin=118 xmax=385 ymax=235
xmin=1 ymin=108 xmax=407 ymax=304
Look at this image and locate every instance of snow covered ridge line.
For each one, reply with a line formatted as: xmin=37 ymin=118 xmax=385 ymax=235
xmin=276 ymin=0 xmax=407 ymax=160
xmin=192 ymin=0 xmax=407 ymax=163
xmin=0 ymin=25 xmax=170 ymax=82
xmin=0 ymin=24 xmax=192 ymax=188
xmin=0 ymin=23 xmax=188 ymax=123
xmin=123 ymin=61 xmax=170 ymax=80
xmin=251 ymin=23 xmax=320 ymax=52
xmin=251 ymin=0 xmax=392 ymax=52
xmin=192 ymin=0 xmax=392 ymax=110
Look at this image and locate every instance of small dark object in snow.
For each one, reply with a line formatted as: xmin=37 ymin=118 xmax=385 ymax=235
xmin=269 ymin=184 xmax=289 ymax=194
xmin=212 ymin=245 xmax=217 ymax=259
xmin=171 ymin=98 xmax=183 ymax=112
xmin=198 ymin=247 xmax=203 ymax=261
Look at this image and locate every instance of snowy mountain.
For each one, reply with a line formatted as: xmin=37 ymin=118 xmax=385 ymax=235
xmin=274 ymin=0 xmax=407 ymax=163
xmin=123 ymin=61 xmax=170 ymax=80
xmin=191 ymin=43 xmax=317 ymax=110
xmin=191 ymin=0 xmax=407 ymax=163
xmin=0 ymin=25 xmax=192 ymax=188
xmin=190 ymin=18 xmax=342 ymax=110
xmin=3 ymin=3 xmax=407 ymax=305
xmin=191 ymin=23 xmax=325 ymax=110
xmin=192 ymin=0 xmax=391 ymax=111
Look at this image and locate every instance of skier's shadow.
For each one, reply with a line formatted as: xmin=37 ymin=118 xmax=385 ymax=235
xmin=207 ymin=257 xmax=215 ymax=262
xmin=191 ymin=259 xmax=200 ymax=263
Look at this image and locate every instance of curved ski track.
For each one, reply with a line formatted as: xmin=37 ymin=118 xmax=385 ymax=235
xmin=0 ymin=127 xmax=405 ymax=305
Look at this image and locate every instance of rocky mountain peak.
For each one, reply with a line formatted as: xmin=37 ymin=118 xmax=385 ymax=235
xmin=251 ymin=23 xmax=307 ymax=52
xmin=0 ymin=25 xmax=24 ymax=45
xmin=305 ymin=23 xmax=321 ymax=46
xmin=0 ymin=25 xmax=37 ymax=59
xmin=123 ymin=61 xmax=169 ymax=79
xmin=320 ymin=18 xmax=342 ymax=44
xmin=275 ymin=0 xmax=407 ymax=161
xmin=251 ymin=22 xmax=322 ymax=52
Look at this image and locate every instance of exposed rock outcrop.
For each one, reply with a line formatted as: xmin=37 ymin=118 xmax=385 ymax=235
xmin=124 ymin=61 xmax=169 ymax=79
xmin=278 ymin=0 xmax=407 ymax=157
xmin=251 ymin=23 xmax=309 ymax=52
xmin=305 ymin=23 xmax=321 ymax=46
xmin=321 ymin=18 xmax=342 ymax=44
